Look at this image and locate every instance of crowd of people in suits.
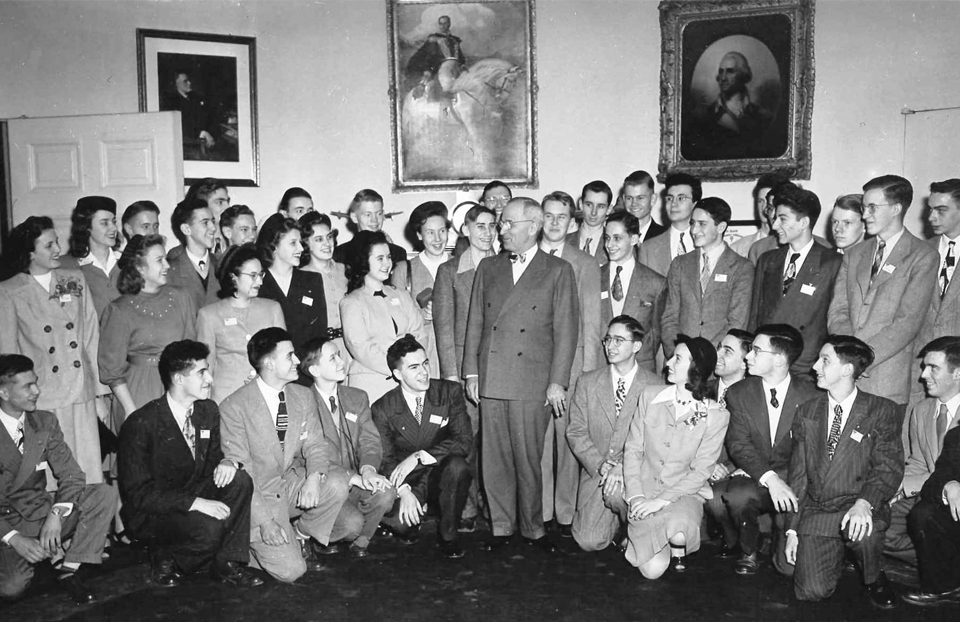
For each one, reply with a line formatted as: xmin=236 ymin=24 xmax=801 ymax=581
xmin=2 ymin=169 xmax=960 ymax=612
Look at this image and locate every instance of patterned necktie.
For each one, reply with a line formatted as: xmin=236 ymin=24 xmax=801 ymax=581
xmin=183 ymin=406 xmax=196 ymax=455
xmin=940 ymin=241 xmax=956 ymax=299
xmin=612 ymin=266 xmax=624 ymax=302
xmin=329 ymin=395 xmax=340 ymax=437
xmin=14 ymin=421 xmax=24 ymax=454
xmin=769 ymin=388 xmax=779 ymax=409
xmin=414 ymin=396 xmax=423 ymax=425
xmin=582 ymin=237 xmax=593 ymax=254
xmin=677 ymin=232 xmax=688 ymax=256
xmin=615 ymin=377 xmax=626 ymax=417
xmin=936 ymin=403 xmax=949 ymax=447
xmin=783 ymin=252 xmax=800 ymax=295
xmin=719 ymin=388 xmax=727 ymax=410
xmin=870 ymin=238 xmax=886 ymax=280
xmin=276 ymin=390 xmax=288 ymax=446
xmin=700 ymin=252 xmax=710 ymax=294
xmin=827 ymin=404 xmax=843 ymax=460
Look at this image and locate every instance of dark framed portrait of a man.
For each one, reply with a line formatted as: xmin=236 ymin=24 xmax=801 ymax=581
xmin=658 ymin=0 xmax=815 ymax=181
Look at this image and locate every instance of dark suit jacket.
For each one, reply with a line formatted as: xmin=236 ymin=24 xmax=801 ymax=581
xmin=166 ymin=246 xmax=220 ymax=311
xmin=462 ymin=249 xmax=579 ymax=400
xmin=751 ymin=243 xmax=842 ymax=373
xmin=599 ymin=260 xmax=665 ymax=373
xmin=787 ymin=391 xmax=903 ymax=535
xmin=0 ymin=410 xmax=86 ymax=540
xmin=724 ymin=375 xmax=821 ymax=481
xmin=640 ymin=220 xmax=668 ymax=244
xmin=117 ymin=396 xmax=225 ymax=537
xmin=371 ymin=380 xmax=472 ymax=503
xmin=565 ymin=230 xmax=608 ymax=265
xmin=258 ymin=269 xmax=328 ymax=352
xmin=920 ymin=425 xmax=960 ymax=504
xmin=314 ymin=384 xmax=383 ymax=476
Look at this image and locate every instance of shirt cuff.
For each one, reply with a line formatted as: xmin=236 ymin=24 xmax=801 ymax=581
xmin=758 ymin=471 xmax=777 ymax=488
xmin=2 ymin=530 xmax=18 ymax=545
xmin=943 ymin=480 xmax=960 ymax=505
xmin=786 ymin=529 xmax=797 ymax=537
xmin=398 ymin=483 xmax=412 ymax=496
xmin=464 ymin=374 xmax=479 ymax=379
xmin=418 ymin=451 xmax=437 ymax=465
xmin=52 ymin=503 xmax=74 ymax=518
xmin=359 ymin=464 xmax=376 ymax=475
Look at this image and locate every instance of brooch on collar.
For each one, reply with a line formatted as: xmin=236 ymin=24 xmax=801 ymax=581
xmin=50 ymin=277 xmax=84 ymax=306
xmin=683 ymin=402 xmax=709 ymax=429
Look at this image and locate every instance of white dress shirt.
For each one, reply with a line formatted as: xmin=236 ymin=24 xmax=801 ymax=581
xmin=827 ymin=388 xmax=860 ymax=440
xmin=165 ymin=394 xmax=196 ymax=449
xmin=876 ymin=227 xmax=905 ymax=269
xmin=78 ymin=249 xmax=120 ymax=276
xmin=186 ymin=247 xmax=211 ymax=277
xmin=510 ymin=246 xmax=537 ymax=283
xmin=669 ymin=225 xmax=693 ymax=261
xmin=256 ymin=377 xmax=283 ymax=427
xmin=611 ymin=361 xmax=640 ymax=396
xmin=783 ymin=238 xmax=815 ymax=277
xmin=577 ymin=227 xmax=604 ymax=256
xmin=417 ymin=251 xmax=448 ymax=281
xmin=936 ymin=392 xmax=960 ymax=433
xmin=699 ymin=243 xmax=726 ymax=280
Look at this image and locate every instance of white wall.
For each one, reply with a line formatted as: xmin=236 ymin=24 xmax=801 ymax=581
xmin=2 ymin=0 xmax=958 ymax=245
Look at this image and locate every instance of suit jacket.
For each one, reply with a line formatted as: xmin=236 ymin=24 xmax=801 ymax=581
xmin=117 ymin=396 xmax=225 ymax=537
xmin=724 ymin=375 xmax=821 ymax=481
xmin=599 ymin=260 xmax=665 ymax=373
xmin=914 ymin=235 xmax=960 ymax=390
xmin=166 ymin=246 xmax=220 ymax=311
xmin=371 ymin=380 xmax=472 ymax=502
xmin=559 ymin=244 xmax=603 ymax=382
xmin=0 ymin=410 xmax=86 ymax=540
xmin=258 ymin=268 xmax=328 ymax=353
xmin=750 ymin=243 xmax=842 ymax=373
xmin=661 ymin=245 xmax=754 ymax=358
xmin=433 ymin=251 xmax=480 ymax=379
xmin=640 ymin=220 xmax=668 ymax=244
xmin=827 ymin=229 xmax=939 ymax=404
xmin=637 ymin=228 xmax=688 ymax=277
xmin=314 ymin=384 xmax=382 ymax=476
xmin=901 ymin=397 xmax=960 ymax=497
xmin=566 ymin=365 xmax=660 ymax=477
xmin=565 ymin=230 xmax=607 ymax=265
xmin=219 ymin=381 xmax=332 ymax=530
xmin=747 ymin=234 xmax=832 ymax=265
xmin=920 ymin=425 xmax=960 ymax=504
xmin=462 ymin=249 xmax=579 ymax=400
xmin=787 ymin=391 xmax=903 ymax=535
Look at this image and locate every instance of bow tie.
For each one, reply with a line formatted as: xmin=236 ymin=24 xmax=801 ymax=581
xmin=373 ymin=290 xmax=387 ymax=298
xmin=509 ymin=252 xmax=526 ymax=264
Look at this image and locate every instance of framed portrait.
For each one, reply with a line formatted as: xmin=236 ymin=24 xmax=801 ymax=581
xmin=387 ymin=0 xmax=537 ymax=192
xmin=658 ymin=0 xmax=815 ymax=181
xmin=136 ymin=28 xmax=260 ymax=186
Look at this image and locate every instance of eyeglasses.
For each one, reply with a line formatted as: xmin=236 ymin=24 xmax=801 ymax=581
xmin=497 ymin=219 xmax=534 ymax=231
xmin=750 ymin=346 xmax=778 ymax=356
xmin=863 ymin=203 xmax=895 ymax=214
xmin=239 ymin=271 xmax=265 ymax=280
xmin=602 ymin=336 xmax=638 ymax=347
xmin=485 ymin=197 xmax=511 ymax=207
xmin=665 ymin=195 xmax=692 ymax=205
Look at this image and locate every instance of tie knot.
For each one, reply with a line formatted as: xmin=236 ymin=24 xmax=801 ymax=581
xmin=834 ymin=404 xmax=842 ymax=417
xmin=790 ymin=253 xmax=800 ymax=262
xmin=950 ymin=241 xmax=956 ymax=249
xmin=373 ymin=290 xmax=387 ymax=298
xmin=329 ymin=395 xmax=337 ymax=413
xmin=278 ymin=390 xmax=286 ymax=402
xmin=939 ymin=403 xmax=948 ymax=418
xmin=877 ymin=238 xmax=886 ymax=251
xmin=615 ymin=265 xmax=623 ymax=275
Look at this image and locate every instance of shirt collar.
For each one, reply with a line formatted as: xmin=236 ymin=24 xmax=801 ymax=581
xmin=700 ymin=242 xmax=726 ymax=267
xmin=256 ymin=376 xmax=282 ymax=401
xmin=940 ymin=235 xmax=960 ymax=253
xmin=513 ymin=246 xmax=537 ymax=263
xmin=33 ymin=272 xmax=53 ymax=292
xmin=165 ymin=393 xmax=192 ymax=428
xmin=612 ymin=361 xmax=639 ymax=388
xmin=829 ymin=387 xmax=859 ymax=415
xmin=540 ymin=241 xmax=565 ymax=256
xmin=79 ymin=249 xmax=121 ymax=274
xmin=185 ymin=246 xmax=210 ymax=267
xmin=761 ymin=374 xmax=792 ymax=398
xmin=787 ymin=237 xmax=815 ymax=262
xmin=611 ymin=255 xmax=636 ymax=270
xmin=878 ymin=227 xmax=905 ymax=252
xmin=938 ymin=392 xmax=960 ymax=418
xmin=0 ymin=407 xmax=24 ymax=440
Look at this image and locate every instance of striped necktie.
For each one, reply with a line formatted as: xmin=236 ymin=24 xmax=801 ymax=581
xmin=276 ymin=390 xmax=288 ymax=446
xmin=940 ymin=241 xmax=956 ymax=299
xmin=615 ymin=378 xmax=626 ymax=417
xmin=15 ymin=421 xmax=24 ymax=454
xmin=870 ymin=238 xmax=886 ymax=281
xmin=699 ymin=253 xmax=710 ymax=294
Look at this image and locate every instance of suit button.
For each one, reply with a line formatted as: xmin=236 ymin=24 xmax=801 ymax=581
xmin=48 ymin=347 xmax=55 ymax=354
xmin=699 ymin=321 xmax=704 ymax=326
xmin=70 ymin=341 xmax=78 ymax=349
xmin=520 ymin=329 xmax=525 ymax=333
xmin=518 ymin=353 xmax=523 ymax=357
xmin=73 ymin=361 xmax=81 ymax=369
xmin=664 ymin=442 xmax=670 ymax=448
xmin=52 ymin=366 xmax=59 ymax=373
xmin=493 ymin=327 xmax=497 ymax=331
xmin=44 ymin=325 xmax=52 ymax=333
xmin=660 ymin=460 xmax=665 ymax=466
xmin=66 ymin=322 xmax=74 ymax=330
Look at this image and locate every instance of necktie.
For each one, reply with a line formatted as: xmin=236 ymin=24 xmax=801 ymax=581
xmin=615 ymin=377 xmax=626 ymax=417
xmin=677 ymin=232 xmax=688 ymax=256
xmin=183 ymin=407 xmax=196 ymax=455
xmin=719 ymin=388 xmax=727 ymax=410
xmin=936 ymin=403 xmax=949 ymax=447
xmin=582 ymin=237 xmax=593 ymax=254
xmin=769 ymin=388 xmax=779 ymax=409
xmin=276 ymin=390 xmax=288 ymax=445
xmin=783 ymin=252 xmax=800 ymax=295
xmin=14 ymin=421 xmax=24 ymax=454
xmin=870 ymin=238 xmax=886 ymax=280
xmin=329 ymin=395 xmax=340 ymax=436
xmin=940 ymin=241 xmax=956 ymax=299
xmin=612 ymin=266 xmax=624 ymax=302
xmin=414 ymin=396 xmax=423 ymax=425
xmin=700 ymin=252 xmax=710 ymax=294
xmin=198 ymin=259 xmax=208 ymax=279
xmin=373 ymin=290 xmax=387 ymax=298
xmin=549 ymin=248 xmax=557 ymax=256
xmin=827 ymin=404 xmax=843 ymax=460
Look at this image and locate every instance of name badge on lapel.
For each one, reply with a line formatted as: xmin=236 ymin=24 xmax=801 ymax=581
xmin=224 ymin=317 xmax=238 ymax=326
xmin=301 ymin=296 xmax=314 ymax=306
xmin=850 ymin=430 xmax=864 ymax=443
xmin=800 ymin=284 xmax=817 ymax=296
xmin=882 ymin=264 xmax=896 ymax=274
xmin=200 ymin=429 xmax=211 ymax=439
xmin=345 ymin=412 xmax=358 ymax=423
xmin=59 ymin=295 xmax=72 ymax=303
xmin=36 ymin=461 xmax=49 ymax=472
xmin=429 ymin=415 xmax=443 ymax=425
xmin=600 ymin=291 xmax=609 ymax=300
xmin=714 ymin=274 xmax=728 ymax=283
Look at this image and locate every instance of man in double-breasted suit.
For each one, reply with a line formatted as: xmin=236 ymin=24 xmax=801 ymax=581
xmin=166 ymin=197 xmax=220 ymax=311
xmin=721 ymin=325 xmax=821 ymax=576
xmin=463 ymin=197 xmax=578 ymax=551
xmin=118 ymin=340 xmax=260 ymax=588
xmin=751 ymin=183 xmax=842 ymax=374
xmin=372 ymin=336 xmax=473 ymax=558
xmin=565 ymin=180 xmax=612 ymax=266
xmin=885 ymin=337 xmax=960 ymax=562
xmin=433 ymin=203 xmax=496 ymax=528
xmin=219 ymin=328 xmax=350 ymax=583
xmin=600 ymin=211 xmax=665 ymax=373
xmin=0 ymin=354 xmax=116 ymax=604
xmin=827 ymin=175 xmax=939 ymax=412
xmin=637 ymin=173 xmax=700 ymax=277
xmin=785 ymin=336 xmax=902 ymax=608
xmin=566 ymin=316 xmax=660 ymax=552
xmin=540 ymin=192 xmax=602 ymax=534
xmin=660 ymin=197 xmax=754 ymax=359
xmin=300 ymin=337 xmax=395 ymax=557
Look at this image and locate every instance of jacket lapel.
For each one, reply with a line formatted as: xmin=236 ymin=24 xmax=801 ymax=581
xmin=763 ymin=246 xmax=789 ymax=302
xmin=825 ymin=393 xmax=869 ymax=480
xmin=247 ymin=383 xmax=285 ymax=470
xmin=855 ymin=244 xmax=873 ymax=302
xmin=157 ymin=398 xmax=195 ymax=464
xmin=417 ymin=384 xmax=443 ymax=447
xmin=495 ymin=251 xmax=549 ymax=323
xmin=282 ymin=388 xmax=307 ymax=468
xmin=773 ymin=378 xmax=805 ymax=447
xmin=0 ymin=425 xmax=22 ymax=476
xmin=13 ymin=414 xmax=45 ymax=490
xmin=750 ymin=383 xmax=773 ymax=452
xmin=390 ymin=390 xmax=422 ymax=448
xmin=597 ymin=368 xmax=617 ymax=424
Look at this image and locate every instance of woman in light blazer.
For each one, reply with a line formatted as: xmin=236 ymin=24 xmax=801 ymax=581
xmin=623 ymin=334 xmax=729 ymax=579
xmin=341 ymin=231 xmax=429 ymax=402
xmin=405 ymin=201 xmax=449 ymax=380
xmin=198 ymin=244 xmax=285 ymax=403
xmin=0 ymin=216 xmax=103 ymax=482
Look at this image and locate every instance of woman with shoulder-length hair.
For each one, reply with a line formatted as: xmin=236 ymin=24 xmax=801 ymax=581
xmin=256 ymin=213 xmax=327 ymax=352
xmin=0 ymin=216 xmax=103 ymax=482
xmin=622 ymin=334 xmax=730 ymax=579
xmin=340 ymin=230 xmax=429 ymax=401
xmin=197 ymin=243 xmax=285 ymax=403
xmin=98 ymin=234 xmax=197 ymax=426
xmin=300 ymin=211 xmax=350 ymax=366
xmin=59 ymin=196 xmax=122 ymax=317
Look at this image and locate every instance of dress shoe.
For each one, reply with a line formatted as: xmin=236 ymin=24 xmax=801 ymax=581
xmin=715 ymin=545 xmax=738 ymax=560
xmin=902 ymin=585 xmax=960 ymax=607
xmin=457 ymin=517 xmax=477 ymax=533
xmin=211 ymin=561 xmax=264 ymax=588
xmin=59 ymin=572 xmax=97 ymax=604
xmin=151 ymin=558 xmax=182 ymax=588
xmin=479 ymin=535 xmax=513 ymax=552
xmin=348 ymin=543 xmax=370 ymax=559
xmin=523 ymin=536 xmax=558 ymax=553
xmin=866 ymin=572 xmax=898 ymax=610
xmin=734 ymin=552 xmax=759 ymax=576
xmin=299 ymin=538 xmax=325 ymax=573
xmin=558 ymin=523 xmax=573 ymax=538
xmin=439 ymin=539 xmax=465 ymax=559
xmin=669 ymin=555 xmax=687 ymax=573
xmin=314 ymin=542 xmax=341 ymax=555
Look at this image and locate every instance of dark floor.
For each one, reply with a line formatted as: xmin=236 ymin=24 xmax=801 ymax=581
xmin=2 ymin=519 xmax=956 ymax=622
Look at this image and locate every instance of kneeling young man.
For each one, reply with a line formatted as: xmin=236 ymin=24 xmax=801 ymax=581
xmin=118 ymin=340 xmax=261 ymax=588
xmin=372 ymin=335 xmax=473 ymax=558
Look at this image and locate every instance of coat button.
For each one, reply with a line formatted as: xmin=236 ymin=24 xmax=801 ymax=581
xmin=518 ymin=352 xmax=522 ymax=357
xmin=66 ymin=323 xmax=74 ymax=330
xmin=44 ymin=325 xmax=52 ymax=333
xmin=52 ymin=366 xmax=59 ymax=373
xmin=73 ymin=361 xmax=81 ymax=369
xmin=520 ymin=329 xmax=525 ymax=333
xmin=48 ymin=347 xmax=55 ymax=354
xmin=70 ymin=341 xmax=78 ymax=349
